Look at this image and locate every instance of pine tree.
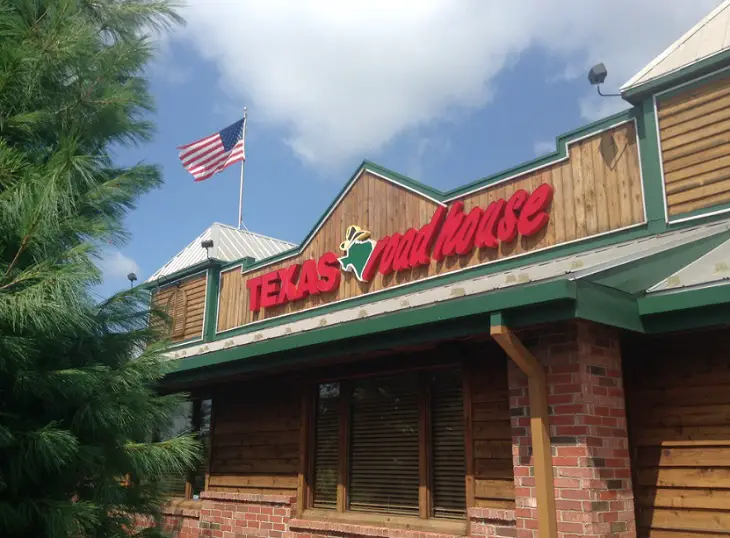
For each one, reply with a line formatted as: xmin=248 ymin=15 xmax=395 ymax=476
xmin=0 ymin=1 xmax=201 ymax=536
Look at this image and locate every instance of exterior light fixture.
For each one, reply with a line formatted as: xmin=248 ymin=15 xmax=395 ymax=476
xmin=588 ymin=63 xmax=620 ymax=97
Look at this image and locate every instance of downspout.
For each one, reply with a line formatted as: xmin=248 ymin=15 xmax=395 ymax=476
xmin=490 ymin=312 xmax=558 ymax=538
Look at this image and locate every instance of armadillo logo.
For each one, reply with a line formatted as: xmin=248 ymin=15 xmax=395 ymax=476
xmin=337 ymin=225 xmax=377 ymax=282
xmin=246 ymin=183 xmax=554 ymax=313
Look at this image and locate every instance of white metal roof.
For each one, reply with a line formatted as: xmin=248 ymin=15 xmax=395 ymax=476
xmin=622 ymin=0 xmax=730 ymax=92
xmin=147 ymin=223 xmax=296 ymax=282
xmin=648 ymin=234 xmax=730 ymax=293
xmin=169 ymin=217 xmax=730 ymax=361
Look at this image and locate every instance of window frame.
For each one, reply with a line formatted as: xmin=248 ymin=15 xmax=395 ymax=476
xmin=299 ymin=365 xmax=469 ymax=526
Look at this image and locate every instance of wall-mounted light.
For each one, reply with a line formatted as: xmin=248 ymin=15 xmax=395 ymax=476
xmin=588 ymin=63 xmax=620 ymax=97
xmin=201 ymin=239 xmax=214 ymax=260
xmin=127 ymin=272 xmax=137 ymax=289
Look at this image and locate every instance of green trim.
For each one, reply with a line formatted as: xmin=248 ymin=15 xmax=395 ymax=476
xmin=668 ymin=201 xmax=730 ymax=225
xmin=623 ymin=49 xmax=730 ymax=104
xmin=639 ymin=283 xmax=730 ymax=315
xmin=636 ymin=96 xmax=666 ymax=230
xmin=169 ymin=279 xmax=576 ymax=376
xmin=643 ymin=301 xmax=730 ymax=333
xmin=574 ymin=282 xmax=643 ymax=332
xmin=219 ymin=110 xmax=639 ymax=274
xmin=489 ymin=311 xmax=506 ymax=328
xmin=203 ymin=268 xmax=220 ymax=341
xmin=212 ymin=224 xmax=650 ymax=343
xmin=658 ymin=64 xmax=730 ymax=101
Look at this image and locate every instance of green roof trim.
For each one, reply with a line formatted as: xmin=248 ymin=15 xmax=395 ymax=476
xmin=622 ymin=48 xmax=730 ymax=104
xmin=639 ymin=282 xmax=730 ymax=316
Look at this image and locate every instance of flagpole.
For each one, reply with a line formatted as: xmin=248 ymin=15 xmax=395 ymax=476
xmin=238 ymin=107 xmax=248 ymax=230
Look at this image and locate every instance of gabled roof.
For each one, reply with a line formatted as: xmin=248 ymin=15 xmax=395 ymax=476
xmin=147 ymin=223 xmax=296 ymax=282
xmin=622 ymin=0 xmax=730 ymax=93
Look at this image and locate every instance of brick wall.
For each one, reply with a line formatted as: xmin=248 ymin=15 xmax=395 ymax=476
xmin=511 ymin=321 xmax=635 ymax=538
xmin=158 ymin=492 xmax=515 ymax=538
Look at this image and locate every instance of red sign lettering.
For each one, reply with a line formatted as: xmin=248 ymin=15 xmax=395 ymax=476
xmin=246 ymin=183 xmax=554 ymax=312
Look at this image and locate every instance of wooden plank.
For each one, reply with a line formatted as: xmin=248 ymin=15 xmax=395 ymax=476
xmin=663 ymin=140 xmax=730 ymax=174
xmin=473 ymin=421 xmax=511 ymax=440
xmin=634 ymin=425 xmax=730 ymax=446
xmin=593 ymin=134 xmax=610 ymax=232
xmin=659 ymin=74 xmax=730 ymax=117
xmin=214 ymin=418 xmax=301 ymax=435
xmin=474 ymin=458 xmax=513 ymax=479
xmin=337 ymin=381 xmax=350 ymax=513
xmin=665 ymin=167 xmax=730 ymax=197
xmin=208 ymin=474 xmax=299 ymax=488
xmin=418 ymin=376 xmax=431 ymax=519
xmin=474 ymin=498 xmax=515 ymax=510
xmin=474 ymin=440 xmax=512 ymax=459
xmin=634 ymin=404 xmax=730 ymax=429
xmin=462 ymin=363 xmax=476 ymax=509
xmin=210 ymin=458 xmax=299 ymax=474
xmin=632 ymin=385 xmax=730 ymax=408
xmin=637 ymin=446 xmax=730 ymax=468
xmin=643 ymin=529 xmax=730 ymax=538
xmin=662 ymin=104 xmax=730 ymax=141
xmin=491 ymin=323 xmax=556 ymax=538
xmin=637 ymin=487 xmax=730 ymax=511
xmin=663 ymin=128 xmax=730 ymax=164
xmin=297 ymin=386 xmax=312 ymax=516
xmin=474 ymin=479 xmax=515 ymax=501
xmin=638 ymin=507 xmax=730 ymax=533
xmin=671 ymin=190 xmax=730 ymax=216
xmin=659 ymin=91 xmax=730 ymax=130
xmin=662 ymin=115 xmax=730 ymax=152
xmin=209 ymin=485 xmax=298 ymax=496
xmin=473 ymin=401 xmax=509 ymax=422
xmin=638 ymin=467 xmax=730 ymax=489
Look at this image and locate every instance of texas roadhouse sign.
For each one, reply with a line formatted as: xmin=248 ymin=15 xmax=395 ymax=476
xmin=246 ymin=183 xmax=554 ymax=313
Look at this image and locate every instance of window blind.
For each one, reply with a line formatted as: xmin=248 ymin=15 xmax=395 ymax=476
xmin=430 ymin=370 xmax=466 ymax=519
xmin=312 ymin=383 xmax=340 ymax=509
xmin=349 ymin=375 xmax=420 ymax=516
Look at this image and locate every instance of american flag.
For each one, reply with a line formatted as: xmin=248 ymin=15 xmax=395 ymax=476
xmin=178 ymin=118 xmax=246 ymax=182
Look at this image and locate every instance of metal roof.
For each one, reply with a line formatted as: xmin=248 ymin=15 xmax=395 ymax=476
xmin=648 ymin=234 xmax=730 ymax=293
xmin=169 ymin=217 xmax=730 ymax=361
xmin=147 ymin=223 xmax=296 ymax=282
xmin=622 ymin=0 xmax=730 ymax=92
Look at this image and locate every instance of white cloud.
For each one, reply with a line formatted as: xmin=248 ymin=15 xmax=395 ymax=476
xmin=99 ymin=251 xmax=141 ymax=281
xmin=175 ymin=0 xmax=722 ymax=166
xmin=533 ymin=140 xmax=555 ymax=157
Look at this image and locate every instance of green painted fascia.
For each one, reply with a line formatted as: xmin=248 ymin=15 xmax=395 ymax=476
xmin=574 ymin=282 xmax=643 ymax=332
xmin=218 ymin=109 xmax=641 ymax=274
xmin=587 ymin=230 xmax=730 ymax=294
xmin=203 ymin=268 xmax=220 ymax=341
xmin=635 ymin=96 xmax=666 ymax=230
xmin=168 ymin=279 xmax=577 ymax=376
xmin=642 ymin=301 xmax=730 ymax=334
xmin=212 ymin=224 xmax=651 ymax=343
xmin=140 ymin=260 xmax=220 ymax=291
xmin=623 ymin=49 xmax=730 ymax=104
xmin=657 ymin=63 xmax=730 ymax=101
xmin=639 ymin=282 xmax=730 ymax=316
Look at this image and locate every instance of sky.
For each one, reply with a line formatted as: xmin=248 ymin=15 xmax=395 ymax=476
xmin=98 ymin=0 xmax=723 ymax=297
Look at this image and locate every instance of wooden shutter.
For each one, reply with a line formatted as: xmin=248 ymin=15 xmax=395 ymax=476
xmin=349 ymin=375 xmax=419 ymax=515
xmin=430 ymin=369 xmax=466 ymax=519
xmin=166 ymin=288 xmax=188 ymax=338
xmin=312 ymin=383 xmax=339 ymax=509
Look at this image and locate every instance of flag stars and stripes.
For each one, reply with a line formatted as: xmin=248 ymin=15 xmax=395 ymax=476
xmin=178 ymin=118 xmax=246 ymax=182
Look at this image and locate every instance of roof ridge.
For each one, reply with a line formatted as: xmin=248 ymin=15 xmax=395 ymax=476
xmin=622 ymin=0 xmax=730 ymax=90
xmin=212 ymin=221 xmax=297 ymax=246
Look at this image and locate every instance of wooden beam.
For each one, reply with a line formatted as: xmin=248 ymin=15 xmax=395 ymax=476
xmin=297 ymin=386 xmax=313 ymax=517
xmin=491 ymin=322 xmax=558 ymax=538
xmin=337 ymin=382 xmax=350 ymax=512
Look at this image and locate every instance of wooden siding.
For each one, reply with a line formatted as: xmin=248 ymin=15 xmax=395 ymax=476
xmin=217 ymin=122 xmax=643 ymax=333
xmin=658 ymin=73 xmax=730 ymax=217
xmin=208 ymin=381 xmax=302 ymax=497
xmin=152 ymin=273 xmax=207 ymax=343
xmin=626 ymin=330 xmax=730 ymax=537
xmin=467 ymin=352 xmax=514 ymax=510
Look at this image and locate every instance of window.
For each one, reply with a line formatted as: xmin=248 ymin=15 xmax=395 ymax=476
xmin=310 ymin=368 xmax=465 ymax=520
xmin=159 ymin=398 xmax=212 ymax=500
xmin=165 ymin=287 xmax=188 ymax=338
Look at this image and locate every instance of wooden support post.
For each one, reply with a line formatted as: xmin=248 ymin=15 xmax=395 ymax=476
xmin=491 ymin=317 xmax=558 ymax=538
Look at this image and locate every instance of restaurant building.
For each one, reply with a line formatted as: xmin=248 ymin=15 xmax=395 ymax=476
xmin=148 ymin=4 xmax=730 ymax=537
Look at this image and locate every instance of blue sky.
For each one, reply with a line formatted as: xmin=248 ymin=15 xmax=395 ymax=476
xmin=96 ymin=1 xmax=721 ymax=297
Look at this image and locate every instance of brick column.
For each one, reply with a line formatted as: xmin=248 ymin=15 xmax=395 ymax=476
xmin=509 ymin=321 xmax=635 ymax=538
